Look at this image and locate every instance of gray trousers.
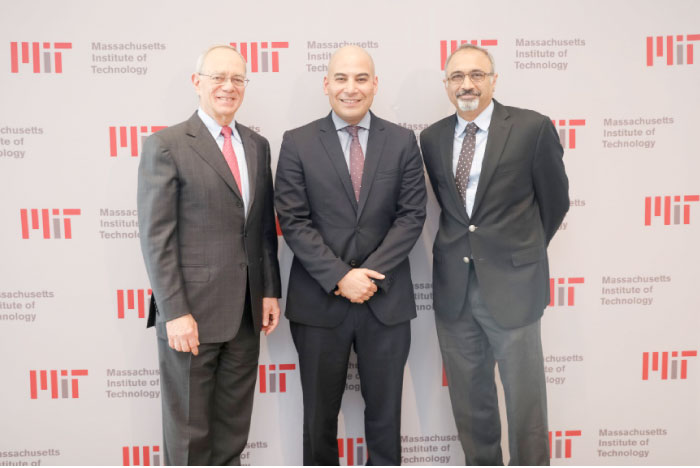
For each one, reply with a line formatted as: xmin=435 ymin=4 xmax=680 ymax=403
xmin=157 ymin=304 xmax=259 ymax=466
xmin=436 ymin=264 xmax=549 ymax=466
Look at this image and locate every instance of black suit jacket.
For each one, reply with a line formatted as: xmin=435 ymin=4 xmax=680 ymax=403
xmin=420 ymin=100 xmax=569 ymax=329
xmin=275 ymin=112 xmax=427 ymax=327
xmin=138 ymin=112 xmax=281 ymax=342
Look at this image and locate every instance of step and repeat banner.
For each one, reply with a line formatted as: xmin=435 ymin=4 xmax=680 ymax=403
xmin=1 ymin=0 xmax=698 ymax=465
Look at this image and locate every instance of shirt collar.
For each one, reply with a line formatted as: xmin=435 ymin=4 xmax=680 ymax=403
xmin=454 ymin=100 xmax=495 ymax=136
xmin=331 ymin=111 xmax=372 ymax=132
xmin=198 ymin=107 xmax=241 ymax=142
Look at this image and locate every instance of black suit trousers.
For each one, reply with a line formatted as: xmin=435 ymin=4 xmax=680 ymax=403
xmin=290 ymin=305 xmax=410 ymax=466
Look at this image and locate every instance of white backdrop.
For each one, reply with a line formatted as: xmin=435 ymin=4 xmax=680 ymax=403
xmin=1 ymin=0 xmax=699 ymax=465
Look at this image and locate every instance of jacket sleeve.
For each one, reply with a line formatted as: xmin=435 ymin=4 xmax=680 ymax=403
xmin=532 ymin=116 xmax=569 ymax=245
xmin=137 ymin=133 xmax=191 ymax=322
xmin=260 ymin=138 xmax=282 ymax=298
xmin=274 ymin=130 xmax=352 ymax=294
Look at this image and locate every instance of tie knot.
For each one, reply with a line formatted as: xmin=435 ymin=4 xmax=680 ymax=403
xmin=466 ymin=122 xmax=478 ymax=136
xmin=345 ymin=126 xmax=360 ymax=138
xmin=221 ymin=125 xmax=233 ymax=138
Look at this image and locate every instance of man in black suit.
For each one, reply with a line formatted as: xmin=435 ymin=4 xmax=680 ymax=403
xmin=138 ymin=45 xmax=281 ymax=465
xmin=420 ymin=44 xmax=569 ymax=465
xmin=275 ymin=45 xmax=426 ymax=465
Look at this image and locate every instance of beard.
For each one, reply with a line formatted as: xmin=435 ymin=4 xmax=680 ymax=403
xmin=456 ymin=89 xmax=480 ymax=112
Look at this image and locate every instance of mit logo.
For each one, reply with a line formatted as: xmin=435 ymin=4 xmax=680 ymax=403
xmin=642 ymin=351 xmax=697 ymax=380
xmin=549 ymin=430 xmax=581 ymax=459
xmin=442 ymin=364 xmax=448 ymax=387
xmin=10 ymin=41 xmax=72 ymax=73
xmin=122 ymin=446 xmax=161 ymax=466
xmin=338 ymin=438 xmax=367 ymax=466
xmin=258 ymin=364 xmax=296 ymax=393
xmin=645 ymin=195 xmax=699 ymax=226
xmin=29 ymin=369 xmax=88 ymax=399
xmin=117 ymin=289 xmax=152 ymax=319
xmin=646 ymin=34 xmax=700 ymax=66
xmin=109 ymin=126 xmax=166 ymax=157
xmin=20 ymin=208 xmax=81 ymax=239
xmin=440 ymin=39 xmax=498 ymax=70
xmin=549 ymin=278 xmax=585 ymax=307
xmin=229 ymin=42 xmax=289 ymax=72
xmin=551 ymin=120 xmax=585 ymax=149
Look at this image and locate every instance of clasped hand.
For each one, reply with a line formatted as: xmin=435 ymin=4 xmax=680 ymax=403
xmin=334 ymin=268 xmax=385 ymax=303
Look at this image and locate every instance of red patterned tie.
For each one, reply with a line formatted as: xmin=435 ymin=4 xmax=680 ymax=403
xmin=346 ymin=126 xmax=364 ymax=201
xmin=221 ymin=125 xmax=242 ymax=194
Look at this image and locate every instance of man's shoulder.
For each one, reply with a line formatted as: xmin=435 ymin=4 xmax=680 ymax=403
xmin=283 ymin=116 xmax=328 ymax=139
xmin=498 ymin=102 xmax=550 ymax=125
xmin=370 ymin=114 xmax=415 ymax=139
xmin=421 ymin=115 xmax=455 ymax=141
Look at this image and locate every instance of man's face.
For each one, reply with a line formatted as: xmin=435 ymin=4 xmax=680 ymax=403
xmin=323 ymin=47 xmax=378 ymax=125
xmin=444 ymin=49 xmax=497 ymax=118
xmin=192 ymin=48 xmax=247 ymax=126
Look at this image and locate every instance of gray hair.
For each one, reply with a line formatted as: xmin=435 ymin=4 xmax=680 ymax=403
xmin=195 ymin=44 xmax=246 ymax=73
xmin=444 ymin=43 xmax=495 ymax=74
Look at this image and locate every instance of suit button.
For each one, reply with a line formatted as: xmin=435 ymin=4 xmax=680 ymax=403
xmin=350 ymin=260 xmax=357 ymax=267
xmin=468 ymin=225 xmax=477 ymax=232
xmin=239 ymin=263 xmax=247 ymax=270
xmin=463 ymin=257 xmax=470 ymax=264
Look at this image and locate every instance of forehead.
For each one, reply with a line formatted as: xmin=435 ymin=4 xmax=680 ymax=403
xmin=329 ymin=50 xmax=374 ymax=76
xmin=202 ymin=48 xmax=246 ymax=73
xmin=446 ymin=49 xmax=492 ymax=73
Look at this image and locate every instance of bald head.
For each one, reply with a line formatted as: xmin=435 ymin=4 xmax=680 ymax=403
xmin=328 ymin=45 xmax=375 ymax=77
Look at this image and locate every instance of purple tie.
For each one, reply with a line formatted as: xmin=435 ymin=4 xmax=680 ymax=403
xmin=455 ymin=122 xmax=478 ymax=207
xmin=221 ymin=125 xmax=242 ymax=194
xmin=346 ymin=126 xmax=364 ymax=201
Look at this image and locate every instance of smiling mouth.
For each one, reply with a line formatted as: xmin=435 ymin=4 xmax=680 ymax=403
xmin=340 ymin=98 xmax=361 ymax=104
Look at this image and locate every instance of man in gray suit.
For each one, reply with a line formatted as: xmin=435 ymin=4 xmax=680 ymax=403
xmin=420 ymin=44 xmax=569 ymax=465
xmin=138 ymin=45 xmax=281 ymax=465
xmin=275 ymin=46 xmax=426 ymax=465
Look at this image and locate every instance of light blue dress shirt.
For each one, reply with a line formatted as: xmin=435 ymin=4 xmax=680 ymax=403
xmin=331 ymin=111 xmax=371 ymax=168
xmin=198 ymin=108 xmax=250 ymax=216
xmin=452 ymin=101 xmax=494 ymax=217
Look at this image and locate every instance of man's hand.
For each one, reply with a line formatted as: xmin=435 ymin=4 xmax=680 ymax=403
xmin=166 ymin=314 xmax=200 ymax=356
xmin=261 ymin=297 xmax=280 ymax=336
xmin=335 ymin=268 xmax=385 ymax=303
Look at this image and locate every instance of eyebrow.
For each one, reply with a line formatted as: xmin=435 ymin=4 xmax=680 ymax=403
xmin=333 ymin=73 xmax=371 ymax=78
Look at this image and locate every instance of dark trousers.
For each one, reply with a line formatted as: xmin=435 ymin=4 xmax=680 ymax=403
xmin=436 ymin=264 xmax=549 ymax=466
xmin=157 ymin=293 xmax=259 ymax=466
xmin=291 ymin=303 xmax=411 ymax=466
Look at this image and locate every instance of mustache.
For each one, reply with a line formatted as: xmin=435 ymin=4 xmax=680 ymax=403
xmin=456 ymin=89 xmax=480 ymax=98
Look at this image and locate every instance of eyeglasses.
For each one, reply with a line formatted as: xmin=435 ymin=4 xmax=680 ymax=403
xmin=446 ymin=70 xmax=494 ymax=85
xmin=198 ymin=73 xmax=250 ymax=88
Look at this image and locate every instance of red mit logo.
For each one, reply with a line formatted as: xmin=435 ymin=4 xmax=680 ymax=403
xmin=549 ymin=278 xmax=585 ymax=307
xmin=642 ymin=351 xmax=697 ymax=380
xmin=258 ymin=364 xmax=296 ymax=393
xmin=549 ymin=430 xmax=581 ymax=459
xmin=645 ymin=195 xmax=699 ymax=226
xmin=109 ymin=126 xmax=167 ymax=157
xmin=338 ymin=438 xmax=367 ymax=466
xmin=229 ymin=42 xmax=289 ymax=72
xmin=646 ymin=34 xmax=700 ymax=66
xmin=117 ymin=289 xmax=152 ymax=319
xmin=122 ymin=446 xmax=161 ymax=466
xmin=551 ymin=120 xmax=585 ymax=149
xmin=10 ymin=41 xmax=72 ymax=73
xmin=440 ymin=39 xmax=498 ymax=70
xmin=442 ymin=364 xmax=448 ymax=387
xmin=29 ymin=369 xmax=88 ymax=399
xmin=20 ymin=208 xmax=81 ymax=239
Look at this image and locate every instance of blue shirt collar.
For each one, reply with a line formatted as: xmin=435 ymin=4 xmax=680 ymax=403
xmin=197 ymin=107 xmax=240 ymax=142
xmin=455 ymin=100 xmax=494 ymax=136
xmin=331 ymin=111 xmax=372 ymax=132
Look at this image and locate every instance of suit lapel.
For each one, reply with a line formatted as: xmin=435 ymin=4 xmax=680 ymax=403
xmin=472 ymin=100 xmax=511 ymax=214
xmin=318 ymin=114 xmax=357 ymax=211
xmin=357 ymin=113 xmax=386 ymax=219
xmin=185 ymin=113 xmax=243 ymax=200
xmin=438 ymin=115 xmax=470 ymax=224
xmin=237 ymin=123 xmax=258 ymax=215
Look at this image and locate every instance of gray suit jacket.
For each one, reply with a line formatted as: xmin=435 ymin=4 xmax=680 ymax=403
xmin=420 ymin=100 xmax=569 ymax=329
xmin=137 ymin=112 xmax=281 ymax=342
xmin=275 ymin=112 xmax=427 ymax=327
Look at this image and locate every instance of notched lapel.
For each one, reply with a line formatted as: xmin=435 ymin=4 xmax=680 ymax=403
xmin=319 ymin=117 xmax=357 ymax=211
xmin=472 ymin=103 xmax=511 ymax=214
xmin=186 ymin=115 xmax=243 ymax=200
xmin=357 ymin=116 xmax=386 ymax=219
